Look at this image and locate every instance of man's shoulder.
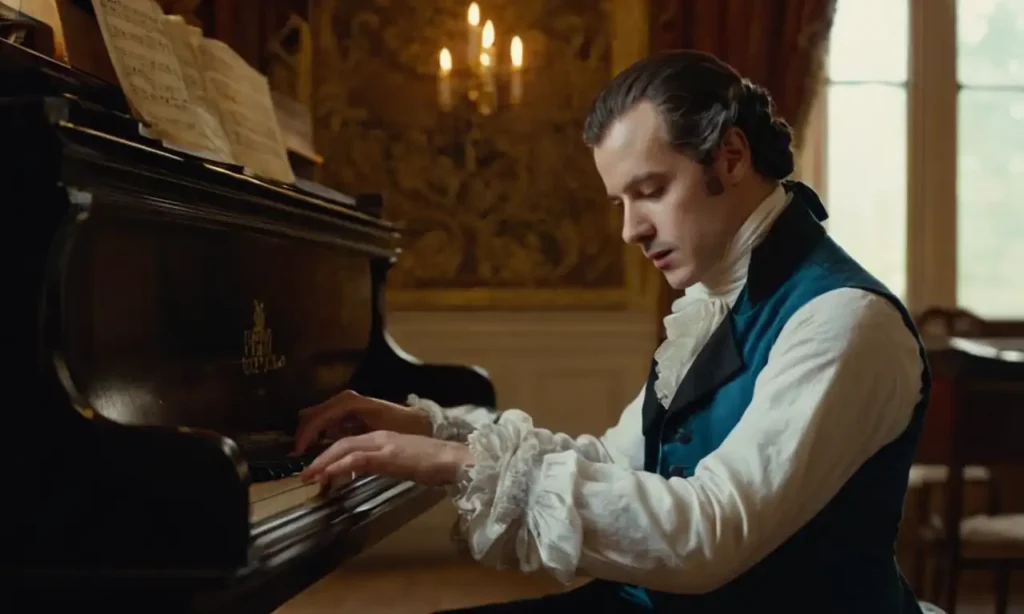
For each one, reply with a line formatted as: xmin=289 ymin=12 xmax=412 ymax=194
xmin=780 ymin=288 xmax=922 ymax=367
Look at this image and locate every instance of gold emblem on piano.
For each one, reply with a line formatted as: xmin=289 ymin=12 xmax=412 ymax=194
xmin=242 ymin=300 xmax=287 ymax=375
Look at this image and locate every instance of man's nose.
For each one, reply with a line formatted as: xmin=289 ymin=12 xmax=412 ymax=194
xmin=621 ymin=202 xmax=655 ymax=245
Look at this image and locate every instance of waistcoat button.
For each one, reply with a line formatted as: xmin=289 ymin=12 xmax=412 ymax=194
xmin=668 ymin=465 xmax=687 ymax=478
xmin=677 ymin=431 xmax=693 ymax=444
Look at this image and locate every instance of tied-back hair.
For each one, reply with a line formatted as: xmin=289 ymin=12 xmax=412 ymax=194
xmin=582 ymin=50 xmax=795 ymax=181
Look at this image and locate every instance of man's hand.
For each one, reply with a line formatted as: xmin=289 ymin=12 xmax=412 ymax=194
xmin=300 ymin=430 xmax=473 ymax=487
xmin=293 ymin=390 xmax=433 ymax=454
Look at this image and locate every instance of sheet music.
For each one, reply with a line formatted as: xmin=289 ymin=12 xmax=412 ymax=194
xmin=198 ymin=38 xmax=296 ymax=184
xmin=89 ymin=0 xmax=229 ymax=162
xmin=272 ymin=90 xmax=320 ymax=162
xmin=160 ymin=15 xmax=234 ymax=163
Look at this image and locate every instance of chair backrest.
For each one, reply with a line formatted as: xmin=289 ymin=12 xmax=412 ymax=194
xmin=935 ymin=338 xmax=1024 ymax=548
xmin=915 ymin=308 xmax=1024 ymax=465
xmin=916 ymin=306 xmax=1024 ymax=338
xmin=916 ymin=307 xmax=987 ymax=337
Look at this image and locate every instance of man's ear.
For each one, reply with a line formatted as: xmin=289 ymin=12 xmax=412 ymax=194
xmin=716 ymin=127 xmax=751 ymax=185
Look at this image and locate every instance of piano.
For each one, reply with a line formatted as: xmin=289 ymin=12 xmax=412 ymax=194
xmin=0 ymin=37 xmax=496 ymax=612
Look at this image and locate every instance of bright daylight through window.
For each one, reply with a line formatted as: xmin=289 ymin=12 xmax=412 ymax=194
xmin=822 ymin=0 xmax=1024 ymax=317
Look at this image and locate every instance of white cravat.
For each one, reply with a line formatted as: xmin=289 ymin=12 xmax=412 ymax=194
xmin=652 ymin=185 xmax=791 ymax=406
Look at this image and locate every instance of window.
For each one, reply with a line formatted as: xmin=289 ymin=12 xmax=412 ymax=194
xmin=807 ymin=0 xmax=1024 ymax=317
xmin=956 ymin=0 xmax=1024 ymax=317
xmin=822 ymin=0 xmax=909 ymax=300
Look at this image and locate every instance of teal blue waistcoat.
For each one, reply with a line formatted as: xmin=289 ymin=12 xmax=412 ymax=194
xmin=622 ymin=182 xmax=928 ymax=613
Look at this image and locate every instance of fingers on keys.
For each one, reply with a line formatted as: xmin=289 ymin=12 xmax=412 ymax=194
xmin=293 ymin=390 xmax=364 ymax=454
xmin=300 ymin=432 xmax=393 ymax=483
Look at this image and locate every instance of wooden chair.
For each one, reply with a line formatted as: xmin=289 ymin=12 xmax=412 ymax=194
xmin=911 ymin=308 xmax=998 ymax=594
xmin=917 ymin=338 xmax=1024 ymax=613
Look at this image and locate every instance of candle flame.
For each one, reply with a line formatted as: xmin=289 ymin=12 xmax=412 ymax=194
xmin=482 ymin=20 xmax=495 ymax=48
xmin=468 ymin=3 xmax=480 ymax=26
xmin=510 ymin=36 xmax=523 ymax=68
xmin=439 ymin=47 xmax=452 ymax=72
xmin=479 ymin=51 xmax=491 ymax=68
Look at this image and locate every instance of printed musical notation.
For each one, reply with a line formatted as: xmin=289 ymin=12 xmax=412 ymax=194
xmin=90 ymin=0 xmax=229 ymax=161
xmin=198 ymin=38 xmax=295 ymax=183
xmin=89 ymin=0 xmax=295 ymax=183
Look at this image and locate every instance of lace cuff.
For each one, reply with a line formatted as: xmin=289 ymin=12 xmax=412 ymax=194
xmin=406 ymin=394 xmax=477 ymax=443
xmin=451 ymin=410 xmax=582 ymax=583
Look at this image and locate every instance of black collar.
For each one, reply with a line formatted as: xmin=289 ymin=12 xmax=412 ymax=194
xmin=640 ymin=181 xmax=830 ymax=435
xmin=745 ymin=181 xmax=828 ymax=304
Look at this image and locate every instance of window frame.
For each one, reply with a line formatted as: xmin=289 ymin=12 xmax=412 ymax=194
xmin=799 ymin=0 xmax=959 ymax=315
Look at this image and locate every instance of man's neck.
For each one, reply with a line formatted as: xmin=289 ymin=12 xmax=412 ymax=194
xmin=728 ymin=179 xmax=781 ymax=236
xmin=690 ymin=180 xmax=787 ymax=301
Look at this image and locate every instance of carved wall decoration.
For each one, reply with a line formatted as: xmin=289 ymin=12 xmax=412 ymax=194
xmin=265 ymin=13 xmax=313 ymax=105
xmin=312 ymin=0 xmax=638 ymax=309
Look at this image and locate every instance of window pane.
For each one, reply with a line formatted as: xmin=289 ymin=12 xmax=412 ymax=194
xmin=825 ymin=84 xmax=907 ymax=299
xmin=958 ymin=0 xmax=1024 ymax=86
xmin=957 ymin=90 xmax=1024 ymax=317
xmin=829 ymin=0 xmax=908 ymax=83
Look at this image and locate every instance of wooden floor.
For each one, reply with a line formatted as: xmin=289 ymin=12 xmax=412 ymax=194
xmin=275 ymin=559 xmax=1024 ymax=614
xmin=274 ymin=560 xmax=575 ymax=613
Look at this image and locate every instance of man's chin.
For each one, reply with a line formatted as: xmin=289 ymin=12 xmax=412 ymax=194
xmin=662 ymin=266 xmax=699 ymax=291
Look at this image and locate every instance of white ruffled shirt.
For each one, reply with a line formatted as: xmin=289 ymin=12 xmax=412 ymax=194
xmin=413 ymin=185 xmax=924 ymax=594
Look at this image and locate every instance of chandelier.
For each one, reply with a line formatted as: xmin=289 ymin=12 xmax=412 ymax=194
xmin=436 ymin=2 xmax=524 ymax=116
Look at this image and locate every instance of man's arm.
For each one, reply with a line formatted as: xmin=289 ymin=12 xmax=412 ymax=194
xmin=413 ymin=387 xmax=647 ymax=469
xmin=452 ymin=288 xmax=923 ymax=592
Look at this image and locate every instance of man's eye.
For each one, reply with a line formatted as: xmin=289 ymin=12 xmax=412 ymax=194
xmin=639 ymin=187 xmax=664 ymax=200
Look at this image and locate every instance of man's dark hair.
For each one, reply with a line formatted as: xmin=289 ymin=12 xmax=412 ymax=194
xmin=582 ymin=50 xmax=795 ymax=180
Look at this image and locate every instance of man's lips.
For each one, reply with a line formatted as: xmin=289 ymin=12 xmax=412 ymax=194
xmin=646 ymin=249 xmax=674 ymax=269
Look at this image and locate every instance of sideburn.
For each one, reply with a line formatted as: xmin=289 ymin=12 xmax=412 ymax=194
xmin=704 ymin=175 xmax=725 ymax=196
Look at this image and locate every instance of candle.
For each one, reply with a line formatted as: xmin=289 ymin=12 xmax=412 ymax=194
xmin=480 ymin=50 xmax=494 ymax=88
xmin=479 ymin=50 xmax=496 ymax=115
xmin=510 ymin=35 xmax=523 ymax=105
xmin=481 ymin=19 xmax=495 ymax=51
xmin=438 ymin=47 xmax=453 ymax=111
xmin=467 ymin=3 xmax=481 ymax=67
xmin=481 ymin=19 xmax=497 ymax=76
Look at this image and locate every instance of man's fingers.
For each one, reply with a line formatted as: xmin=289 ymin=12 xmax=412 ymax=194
xmin=323 ymin=449 xmax=392 ymax=479
xmin=300 ymin=432 xmax=386 ymax=481
xmin=294 ymin=406 xmax=350 ymax=453
xmin=293 ymin=392 xmax=367 ymax=453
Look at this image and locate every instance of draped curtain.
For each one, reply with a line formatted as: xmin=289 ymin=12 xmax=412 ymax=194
xmin=648 ymin=0 xmax=838 ymax=325
xmin=649 ymin=0 xmax=837 ymax=142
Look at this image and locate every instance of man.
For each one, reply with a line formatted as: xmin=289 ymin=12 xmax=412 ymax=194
xmin=295 ymin=50 xmax=929 ymax=613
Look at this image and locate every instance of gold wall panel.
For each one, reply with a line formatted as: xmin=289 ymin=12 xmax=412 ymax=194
xmin=312 ymin=0 xmax=640 ymax=309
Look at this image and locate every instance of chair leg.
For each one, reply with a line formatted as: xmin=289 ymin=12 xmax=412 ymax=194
xmin=938 ymin=556 xmax=959 ymax=613
xmin=994 ymin=566 xmax=1010 ymax=614
xmin=912 ymin=486 xmax=933 ymax=597
xmin=914 ymin=548 xmax=929 ymax=599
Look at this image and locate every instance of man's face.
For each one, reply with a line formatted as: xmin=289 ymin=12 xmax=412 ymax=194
xmin=593 ymin=102 xmax=745 ymax=290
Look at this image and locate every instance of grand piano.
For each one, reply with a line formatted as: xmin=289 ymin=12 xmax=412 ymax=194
xmin=0 ymin=35 xmax=496 ymax=612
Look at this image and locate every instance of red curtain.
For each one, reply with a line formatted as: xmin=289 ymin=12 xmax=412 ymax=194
xmin=649 ymin=0 xmax=837 ymax=140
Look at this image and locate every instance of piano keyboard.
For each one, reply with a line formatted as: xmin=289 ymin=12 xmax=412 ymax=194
xmin=250 ymin=476 xmax=322 ymax=524
xmin=245 ymin=453 xmax=415 ymax=525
